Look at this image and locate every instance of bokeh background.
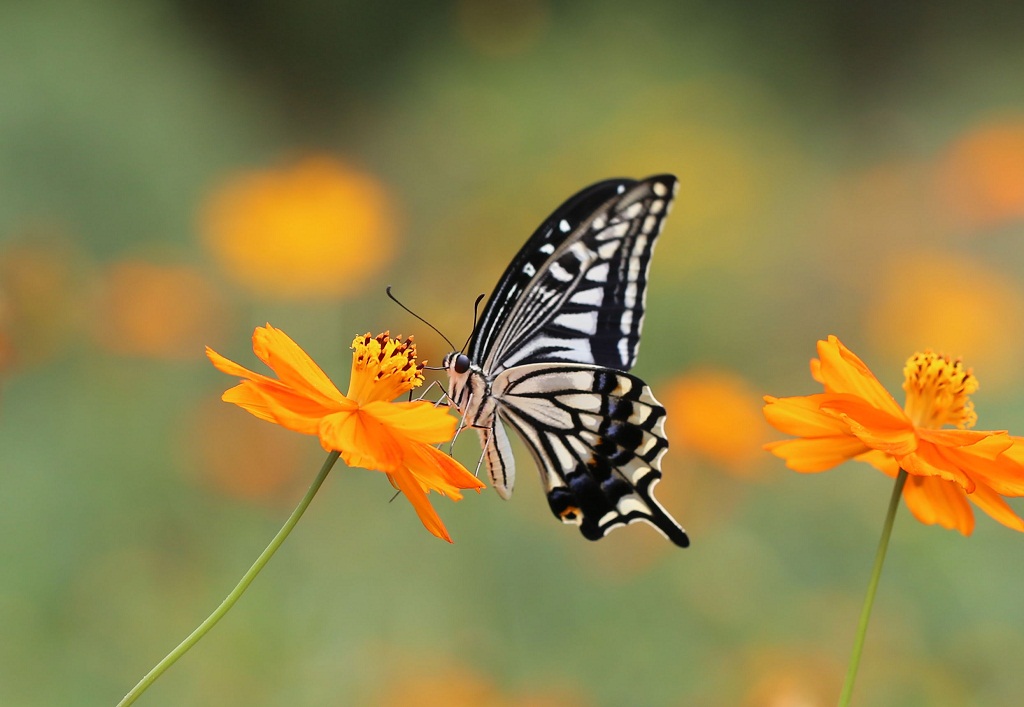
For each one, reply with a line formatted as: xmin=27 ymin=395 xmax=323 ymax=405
xmin=2 ymin=1 xmax=1024 ymax=705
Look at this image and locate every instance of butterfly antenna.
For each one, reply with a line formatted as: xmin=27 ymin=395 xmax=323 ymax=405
xmin=385 ymin=286 xmax=457 ymax=351
xmin=459 ymin=293 xmax=487 ymax=353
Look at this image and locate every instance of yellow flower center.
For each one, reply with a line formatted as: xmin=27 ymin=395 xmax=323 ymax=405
xmin=348 ymin=331 xmax=425 ymax=403
xmin=902 ymin=351 xmax=978 ymax=429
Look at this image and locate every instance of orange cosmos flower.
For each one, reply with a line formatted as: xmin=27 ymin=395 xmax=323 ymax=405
xmin=764 ymin=335 xmax=1024 ymax=535
xmin=206 ymin=325 xmax=484 ymax=542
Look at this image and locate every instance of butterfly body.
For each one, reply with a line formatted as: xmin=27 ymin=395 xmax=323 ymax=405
xmin=445 ymin=175 xmax=688 ymax=547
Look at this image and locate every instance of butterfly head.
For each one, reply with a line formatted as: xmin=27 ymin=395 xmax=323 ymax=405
xmin=443 ymin=351 xmax=482 ymax=418
xmin=442 ymin=350 xmax=468 ymax=375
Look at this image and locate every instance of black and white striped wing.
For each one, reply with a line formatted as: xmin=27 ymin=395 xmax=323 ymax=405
xmin=490 ymin=362 xmax=689 ymax=547
xmin=471 ymin=175 xmax=677 ymax=376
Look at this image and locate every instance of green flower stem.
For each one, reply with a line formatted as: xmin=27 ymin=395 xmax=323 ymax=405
xmin=838 ymin=467 xmax=908 ymax=707
xmin=117 ymin=451 xmax=341 ymax=707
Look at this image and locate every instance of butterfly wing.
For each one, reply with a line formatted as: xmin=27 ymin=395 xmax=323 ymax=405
xmin=470 ymin=175 xmax=677 ymax=375
xmin=490 ymin=362 xmax=689 ymax=547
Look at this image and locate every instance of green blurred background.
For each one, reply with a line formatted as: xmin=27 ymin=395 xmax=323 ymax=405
xmin=2 ymin=1 xmax=1024 ymax=705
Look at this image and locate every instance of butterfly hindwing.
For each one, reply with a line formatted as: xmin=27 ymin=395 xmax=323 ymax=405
xmin=489 ymin=363 xmax=688 ymax=547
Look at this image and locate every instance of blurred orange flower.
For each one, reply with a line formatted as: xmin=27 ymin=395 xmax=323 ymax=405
xmin=201 ymin=157 xmax=396 ymax=299
xmin=378 ymin=663 xmax=502 ymax=707
xmin=207 ymin=326 xmax=484 ymax=542
xmin=97 ymin=260 xmax=226 ymax=359
xmin=182 ymin=398 xmax=309 ymax=504
xmin=663 ymin=368 xmax=770 ymax=477
xmin=938 ymin=118 xmax=1024 ymax=229
xmin=764 ymin=335 xmax=1024 ymax=534
xmin=740 ymin=645 xmax=843 ymax=707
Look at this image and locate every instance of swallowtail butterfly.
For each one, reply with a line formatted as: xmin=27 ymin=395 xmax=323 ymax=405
xmin=444 ymin=175 xmax=688 ymax=547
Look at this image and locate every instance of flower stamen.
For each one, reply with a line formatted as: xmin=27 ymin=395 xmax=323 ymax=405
xmin=902 ymin=351 xmax=978 ymax=430
xmin=349 ymin=331 xmax=425 ymax=402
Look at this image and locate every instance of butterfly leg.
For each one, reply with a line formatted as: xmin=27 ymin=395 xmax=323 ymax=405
xmin=414 ymin=379 xmax=447 ymax=407
xmin=472 ymin=432 xmax=489 ymax=479
xmin=447 ymin=389 xmax=475 ymax=454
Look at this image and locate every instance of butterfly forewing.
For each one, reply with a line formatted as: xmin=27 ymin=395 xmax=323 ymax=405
xmin=468 ymin=178 xmax=635 ymax=365
xmin=475 ymin=175 xmax=677 ymax=376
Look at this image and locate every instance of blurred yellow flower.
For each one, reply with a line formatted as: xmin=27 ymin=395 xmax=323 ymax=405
xmin=938 ymin=119 xmax=1024 ymax=229
xmin=663 ymin=368 xmax=770 ymax=477
xmin=207 ymin=326 xmax=484 ymax=542
xmin=764 ymin=336 xmax=1024 ymax=535
xmin=201 ymin=157 xmax=396 ymax=299
xmin=96 ymin=260 xmax=226 ymax=359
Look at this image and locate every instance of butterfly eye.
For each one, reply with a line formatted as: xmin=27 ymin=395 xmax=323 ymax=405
xmin=453 ymin=353 xmax=471 ymax=374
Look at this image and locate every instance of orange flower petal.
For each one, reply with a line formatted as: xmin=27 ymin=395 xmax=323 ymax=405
xmin=763 ymin=394 xmax=853 ymax=437
xmin=404 ymin=441 xmax=486 ymax=497
xmin=809 ymin=357 xmax=824 ymax=385
xmin=855 ymin=449 xmax=900 ymax=477
xmin=967 ymin=479 xmax=1024 ymax=531
xmin=360 ymin=399 xmax=459 ymax=446
xmin=254 ymin=382 xmax=347 ymax=436
xmin=936 ymin=439 xmax=1024 ymax=495
xmin=388 ymin=463 xmax=453 ymax=543
xmin=764 ymin=436 xmax=870 ymax=472
xmin=251 ymin=325 xmax=344 ymax=406
xmin=1001 ymin=436 xmax=1024 ymax=465
xmin=208 ymin=338 xmax=348 ymax=434
xmin=899 ymin=441 xmax=975 ymax=492
xmin=815 ymin=336 xmax=907 ymax=421
xmin=319 ymin=409 xmax=403 ymax=468
xmin=206 ymin=346 xmax=278 ymax=385
xmin=917 ymin=428 xmax=1011 ymax=455
xmin=219 ymin=382 xmax=279 ymax=425
xmin=901 ymin=474 xmax=975 ymax=535
xmin=823 ymin=397 xmax=917 ymax=457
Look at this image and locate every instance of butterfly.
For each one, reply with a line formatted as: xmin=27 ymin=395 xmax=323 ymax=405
xmin=443 ymin=175 xmax=689 ymax=547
